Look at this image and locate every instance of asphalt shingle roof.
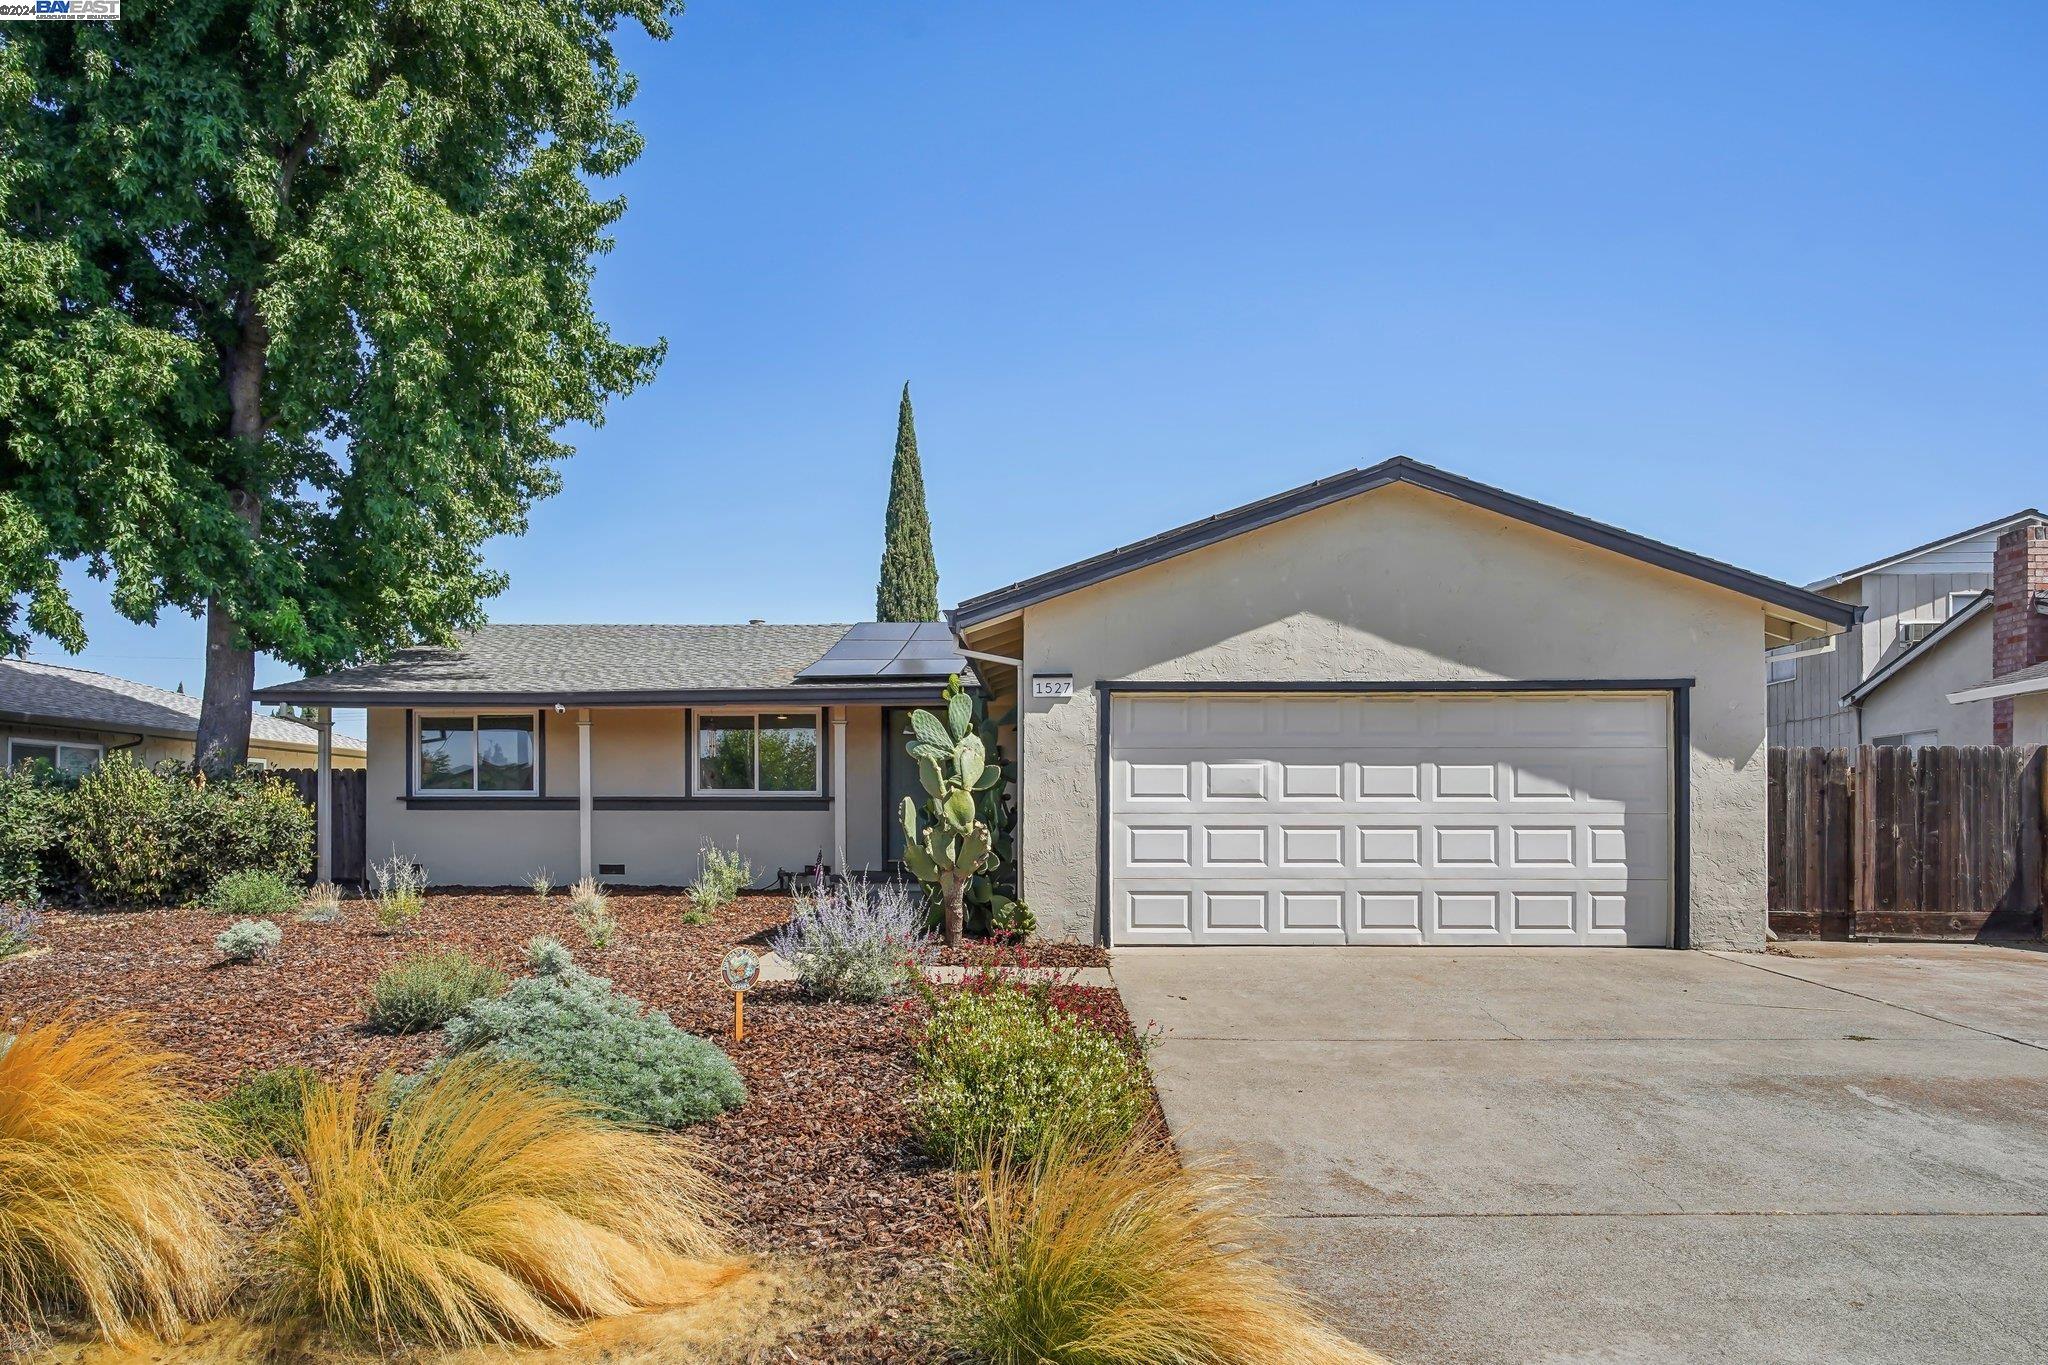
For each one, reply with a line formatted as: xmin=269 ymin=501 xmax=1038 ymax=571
xmin=0 ymin=659 xmax=365 ymax=751
xmin=253 ymin=624 xmax=968 ymax=705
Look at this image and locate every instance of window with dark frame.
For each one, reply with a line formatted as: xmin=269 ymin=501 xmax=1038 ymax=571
xmin=415 ymin=713 xmax=537 ymax=794
xmin=694 ymin=711 xmax=820 ymax=795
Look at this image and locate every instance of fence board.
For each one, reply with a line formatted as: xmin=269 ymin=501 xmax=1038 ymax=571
xmin=271 ymin=767 xmax=368 ymax=884
xmin=1767 ymin=745 xmax=2045 ymax=940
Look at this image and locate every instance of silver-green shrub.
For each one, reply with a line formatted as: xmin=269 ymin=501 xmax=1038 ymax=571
xmin=769 ymin=880 xmax=933 ymax=1002
xmin=215 ymin=917 xmax=282 ymax=964
xmin=442 ymin=944 xmax=743 ymax=1128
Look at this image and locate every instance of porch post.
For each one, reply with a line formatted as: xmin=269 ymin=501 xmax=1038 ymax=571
xmin=831 ymin=706 xmax=848 ymax=876
xmin=314 ymin=706 xmax=333 ymax=884
xmin=577 ymin=708 xmax=593 ymax=881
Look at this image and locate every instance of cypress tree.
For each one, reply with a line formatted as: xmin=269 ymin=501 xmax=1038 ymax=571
xmin=875 ymin=383 xmax=941 ymax=622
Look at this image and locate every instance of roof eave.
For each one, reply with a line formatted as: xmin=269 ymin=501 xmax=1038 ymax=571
xmin=954 ymin=457 xmax=1858 ymax=631
xmin=1809 ymin=509 xmax=2047 ymax=589
xmin=1842 ymin=595 xmax=1991 ymax=705
xmin=250 ymin=682 xmax=964 ymax=708
xmin=0 ymin=706 xmax=358 ymax=754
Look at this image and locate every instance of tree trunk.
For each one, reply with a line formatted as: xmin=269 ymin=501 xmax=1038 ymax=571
xmin=194 ymin=297 xmax=267 ymax=770
xmin=942 ymin=880 xmax=964 ymax=949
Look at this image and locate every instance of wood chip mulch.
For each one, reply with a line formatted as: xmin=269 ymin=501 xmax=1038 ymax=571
xmin=0 ymin=890 xmax=974 ymax=1362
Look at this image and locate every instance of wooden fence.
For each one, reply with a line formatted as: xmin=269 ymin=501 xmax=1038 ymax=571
xmin=1768 ymin=745 xmax=2045 ymax=939
xmin=273 ymin=767 xmax=368 ymax=884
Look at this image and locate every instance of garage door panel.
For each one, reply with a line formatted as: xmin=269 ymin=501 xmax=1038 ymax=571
xmin=1110 ymin=692 xmax=1673 ymax=947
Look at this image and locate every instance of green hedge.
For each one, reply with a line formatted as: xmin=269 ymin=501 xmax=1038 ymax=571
xmin=0 ymin=754 xmax=313 ymax=907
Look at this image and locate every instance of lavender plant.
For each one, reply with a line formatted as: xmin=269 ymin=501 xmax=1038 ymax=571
xmin=769 ymin=880 xmax=934 ymax=1003
xmin=0 ymin=902 xmax=42 ymax=963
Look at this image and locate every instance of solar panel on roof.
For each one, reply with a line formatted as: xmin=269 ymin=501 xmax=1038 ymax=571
xmin=794 ymin=622 xmax=968 ymax=682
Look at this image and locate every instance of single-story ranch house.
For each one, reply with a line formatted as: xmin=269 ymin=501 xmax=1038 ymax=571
xmin=257 ymin=458 xmax=1857 ymax=950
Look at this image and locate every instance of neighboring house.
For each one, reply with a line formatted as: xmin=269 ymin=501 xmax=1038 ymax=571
xmin=1766 ymin=509 xmax=2044 ymax=748
xmin=261 ymin=457 xmax=1855 ymax=952
xmin=1947 ymin=520 xmax=2048 ymax=747
xmin=0 ymin=658 xmax=366 ymax=772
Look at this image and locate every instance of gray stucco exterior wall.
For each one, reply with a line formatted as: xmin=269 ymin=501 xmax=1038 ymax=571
xmin=1014 ymin=482 xmax=1778 ymax=950
xmin=1854 ymin=608 xmax=1995 ymax=747
xmin=363 ymin=704 xmax=888 ymax=887
xmin=2015 ymin=694 xmax=2048 ymax=749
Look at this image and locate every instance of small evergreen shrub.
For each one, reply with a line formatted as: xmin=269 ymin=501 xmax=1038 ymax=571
xmin=686 ymin=843 xmax=752 ymax=914
xmin=199 ymin=868 xmax=301 ymax=917
xmin=0 ymin=765 xmax=65 ymax=902
xmin=210 ymin=1066 xmax=316 ymax=1158
xmin=215 ymin=918 xmax=282 ymax=964
xmin=65 ymin=755 xmax=180 ymax=904
xmin=568 ymin=877 xmax=617 ymax=949
xmin=369 ymin=951 xmax=507 ymax=1034
xmin=769 ymin=880 xmax=932 ymax=1002
xmin=182 ymin=776 xmax=314 ymax=887
xmin=914 ymin=987 xmax=1150 ymax=1167
xmin=371 ymin=852 xmax=427 ymax=930
xmin=444 ymin=947 xmax=744 ymax=1128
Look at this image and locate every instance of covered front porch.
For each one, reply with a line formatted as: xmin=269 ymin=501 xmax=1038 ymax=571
xmin=351 ymin=701 xmax=926 ymax=887
xmin=254 ymin=621 xmax=983 ymax=889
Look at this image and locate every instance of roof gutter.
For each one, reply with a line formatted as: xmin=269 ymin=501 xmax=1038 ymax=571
xmin=249 ymin=683 xmax=961 ymax=708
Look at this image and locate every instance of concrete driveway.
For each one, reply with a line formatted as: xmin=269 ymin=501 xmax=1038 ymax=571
xmin=1114 ymin=942 xmax=2048 ymax=1364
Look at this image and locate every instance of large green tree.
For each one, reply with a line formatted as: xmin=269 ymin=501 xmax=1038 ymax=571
xmin=0 ymin=0 xmax=674 ymax=764
xmin=874 ymin=382 xmax=938 ymax=622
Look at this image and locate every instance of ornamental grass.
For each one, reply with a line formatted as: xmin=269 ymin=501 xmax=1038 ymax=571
xmin=948 ymin=1131 xmax=1386 ymax=1365
xmin=262 ymin=1054 xmax=738 ymax=1348
xmin=0 ymin=1013 xmax=235 ymax=1341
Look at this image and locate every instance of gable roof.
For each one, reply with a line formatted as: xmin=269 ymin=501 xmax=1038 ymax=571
xmin=1806 ymin=509 xmax=2045 ymax=590
xmin=1950 ymin=657 xmax=2048 ymax=705
xmin=0 ymin=659 xmax=365 ymax=752
xmin=953 ymin=456 xmax=1858 ymax=634
xmin=1842 ymin=591 xmax=1992 ymax=706
xmin=253 ymin=623 xmax=971 ymax=707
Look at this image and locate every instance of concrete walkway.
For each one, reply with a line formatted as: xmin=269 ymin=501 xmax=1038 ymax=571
xmin=1114 ymin=943 xmax=2048 ymax=1365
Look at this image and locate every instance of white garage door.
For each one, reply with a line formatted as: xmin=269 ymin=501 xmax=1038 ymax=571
xmin=1109 ymin=691 xmax=1672 ymax=946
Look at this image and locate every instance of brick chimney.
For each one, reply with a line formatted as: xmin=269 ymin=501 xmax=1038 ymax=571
xmin=1991 ymin=520 xmax=2048 ymax=744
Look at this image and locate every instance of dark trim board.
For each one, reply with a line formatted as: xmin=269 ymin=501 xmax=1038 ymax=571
xmin=403 ymin=796 xmax=831 ymax=812
xmin=1092 ymin=679 xmax=1695 ymax=950
xmin=260 ymin=684 xmax=955 ymax=708
xmin=957 ymin=457 xmax=1856 ymax=631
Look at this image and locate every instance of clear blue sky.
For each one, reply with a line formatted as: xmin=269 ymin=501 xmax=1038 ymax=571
xmin=41 ymin=1 xmax=2048 ymax=725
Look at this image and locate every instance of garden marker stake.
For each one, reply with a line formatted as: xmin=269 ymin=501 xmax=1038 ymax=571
xmin=722 ymin=947 xmax=760 ymax=1042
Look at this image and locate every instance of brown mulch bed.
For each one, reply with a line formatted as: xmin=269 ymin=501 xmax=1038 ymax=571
xmin=1 ymin=890 xmax=961 ymax=1362
xmin=929 ymin=937 xmax=1108 ymax=969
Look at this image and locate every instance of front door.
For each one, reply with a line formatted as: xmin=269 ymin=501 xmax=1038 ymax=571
xmin=883 ymin=707 xmax=927 ymax=862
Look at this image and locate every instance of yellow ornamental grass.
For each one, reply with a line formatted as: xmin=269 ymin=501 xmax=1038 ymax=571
xmin=262 ymin=1055 xmax=741 ymax=1349
xmin=950 ymin=1133 xmax=1388 ymax=1365
xmin=0 ymin=1014 xmax=235 ymax=1341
